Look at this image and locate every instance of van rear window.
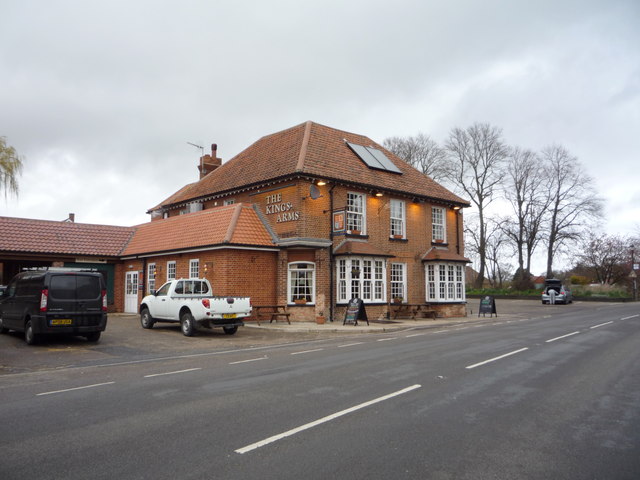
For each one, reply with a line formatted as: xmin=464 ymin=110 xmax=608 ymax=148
xmin=50 ymin=275 xmax=101 ymax=300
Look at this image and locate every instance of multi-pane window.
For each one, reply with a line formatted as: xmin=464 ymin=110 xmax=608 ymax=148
xmin=432 ymin=207 xmax=446 ymax=242
xmin=166 ymin=261 xmax=176 ymax=281
xmin=425 ymin=263 xmax=465 ymax=302
xmin=189 ymin=259 xmax=199 ymax=279
xmin=390 ymin=263 xmax=407 ymax=301
xmin=390 ymin=199 xmax=405 ymax=238
xmin=347 ymin=192 xmax=365 ymax=233
xmin=147 ymin=263 xmax=156 ymax=294
xmin=337 ymin=256 xmax=386 ymax=303
xmin=288 ymin=262 xmax=315 ymax=303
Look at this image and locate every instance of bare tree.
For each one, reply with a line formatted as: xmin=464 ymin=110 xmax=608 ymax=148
xmin=576 ymin=231 xmax=629 ymax=285
xmin=541 ymin=145 xmax=604 ymax=277
xmin=445 ymin=123 xmax=508 ymax=288
xmin=500 ymin=147 xmax=550 ymax=288
xmin=383 ymin=134 xmax=447 ymax=182
xmin=0 ymin=137 xmax=23 ymax=199
xmin=484 ymin=218 xmax=512 ymax=288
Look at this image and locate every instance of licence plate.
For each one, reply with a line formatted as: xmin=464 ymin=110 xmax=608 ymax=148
xmin=222 ymin=313 xmax=237 ymax=319
xmin=51 ymin=318 xmax=73 ymax=326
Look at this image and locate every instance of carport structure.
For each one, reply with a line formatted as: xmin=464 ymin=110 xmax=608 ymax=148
xmin=0 ymin=216 xmax=134 ymax=310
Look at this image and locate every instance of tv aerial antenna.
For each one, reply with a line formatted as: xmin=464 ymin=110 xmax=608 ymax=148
xmin=186 ymin=142 xmax=204 ymax=157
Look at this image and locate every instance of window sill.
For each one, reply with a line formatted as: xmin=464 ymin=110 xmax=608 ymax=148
xmin=431 ymin=241 xmax=448 ymax=246
xmin=346 ymin=233 xmax=369 ymax=239
xmin=389 ymin=237 xmax=408 ymax=242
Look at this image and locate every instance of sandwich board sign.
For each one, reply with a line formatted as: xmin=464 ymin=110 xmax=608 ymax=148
xmin=343 ymin=298 xmax=369 ymax=326
xmin=478 ymin=296 xmax=497 ymax=317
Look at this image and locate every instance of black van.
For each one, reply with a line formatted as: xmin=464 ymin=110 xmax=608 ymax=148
xmin=0 ymin=269 xmax=108 ymax=344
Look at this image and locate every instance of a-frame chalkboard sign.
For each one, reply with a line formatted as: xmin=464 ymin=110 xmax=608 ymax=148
xmin=343 ymin=298 xmax=369 ymax=326
xmin=478 ymin=295 xmax=497 ymax=317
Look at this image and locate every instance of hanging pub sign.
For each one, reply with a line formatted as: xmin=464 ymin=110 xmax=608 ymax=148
xmin=343 ymin=298 xmax=369 ymax=326
xmin=333 ymin=210 xmax=346 ymax=233
xmin=478 ymin=295 xmax=497 ymax=317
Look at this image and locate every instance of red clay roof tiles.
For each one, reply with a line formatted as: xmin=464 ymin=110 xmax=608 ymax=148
xmin=0 ymin=216 xmax=135 ymax=257
xmin=121 ymin=204 xmax=275 ymax=256
xmin=154 ymin=121 xmax=469 ymax=210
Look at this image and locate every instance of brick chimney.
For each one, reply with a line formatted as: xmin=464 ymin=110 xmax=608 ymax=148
xmin=198 ymin=143 xmax=222 ymax=179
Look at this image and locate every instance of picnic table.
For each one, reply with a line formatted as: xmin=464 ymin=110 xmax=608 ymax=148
xmin=390 ymin=303 xmax=437 ymax=320
xmin=253 ymin=305 xmax=291 ymax=325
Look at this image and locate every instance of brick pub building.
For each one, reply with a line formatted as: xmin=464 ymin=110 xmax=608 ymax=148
xmin=1 ymin=121 xmax=470 ymax=321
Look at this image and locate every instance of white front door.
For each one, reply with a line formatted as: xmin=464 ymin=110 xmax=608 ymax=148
xmin=124 ymin=271 xmax=139 ymax=313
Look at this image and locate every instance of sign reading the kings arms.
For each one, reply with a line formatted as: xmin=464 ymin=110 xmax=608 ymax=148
xmin=264 ymin=192 xmax=300 ymax=223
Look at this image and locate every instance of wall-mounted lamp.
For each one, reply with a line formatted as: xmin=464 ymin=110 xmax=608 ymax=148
xmin=374 ymin=191 xmax=383 ymax=197
xmin=452 ymin=205 xmax=461 ymax=211
xmin=317 ymin=180 xmax=327 ymax=186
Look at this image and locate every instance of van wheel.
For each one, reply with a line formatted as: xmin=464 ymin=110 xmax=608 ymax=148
xmin=86 ymin=332 xmax=101 ymax=342
xmin=140 ymin=309 xmax=155 ymax=329
xmin=25 ymin=320 xmax=39 ymax=345
xmin=0 ymin=316 xmax=8 ymax=334
xmin=181 ymin=312 xmax=196 ymax=337
xmin=223 ymin=326 xmax=238 ymax=335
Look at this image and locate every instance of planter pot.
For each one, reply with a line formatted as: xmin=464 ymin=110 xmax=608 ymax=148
xmin=393 ymin=298 xmax=403 ymax=304
xmin=316 ymin=316 xmax=326 ymax=325
xmin=393 ymin=235 xmax=403 ymax=239
xmin=350 ymin=230 xmax=361 ymax=235
xmin=294 ymin=299 xmax=307 ymax=305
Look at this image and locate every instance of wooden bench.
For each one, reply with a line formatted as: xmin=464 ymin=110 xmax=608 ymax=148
xmin=254 ymin=305 xmax=291 ymax=325
xmin=391 ymin=303 xmax=437 ymax=320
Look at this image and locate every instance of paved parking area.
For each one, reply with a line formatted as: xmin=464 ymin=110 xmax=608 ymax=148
xmin=0 ymin=299 xmax=583 ymax=375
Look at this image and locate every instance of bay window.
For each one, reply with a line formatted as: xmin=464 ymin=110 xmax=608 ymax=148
xmin=426 ymin=263 xmax=465 ymax=302
xmin=337 ymin=256 xmax=386 ymax=303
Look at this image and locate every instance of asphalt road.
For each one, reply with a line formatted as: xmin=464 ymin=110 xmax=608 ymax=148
xmin=1 ymin=301 xmax=639 ymax=479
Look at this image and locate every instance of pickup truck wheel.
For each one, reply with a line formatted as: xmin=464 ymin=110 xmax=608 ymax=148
xmin=181 ymin=312 xmax=196 ymax=337
xmin=140 ymin=309 xmax=155 ymax=329
xmin=25 ymin=320 xmax=39 ymax=345
xmin=223 ymin=326 xmax=238 ymax=335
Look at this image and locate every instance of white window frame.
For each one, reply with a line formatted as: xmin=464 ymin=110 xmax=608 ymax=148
xmin=337 ymin=256 xmax=386 ymax=304
xmin=347 ymin=192 xmax=366 ymax=234
xmin=426 ymin=263 xmax=465 ymax=302
xmin=287 ymin=262 xmax=316 ymax=304
xmin=432 ymin=206 xmax=446 ymax=242
xmin=189 ymin=259 xmax=199 ymax=279
xmin=147 ymin=263 xmax=156 ymax=294
xmin=224 ymin=198 xmax=235 ymax=205
xmin=390 ymin=199 xmax=406 ymax=238
xmin=166 ymin=261 xmax=176 ymax=281
xmin=390 ymin=263 xmax=407 ymax=301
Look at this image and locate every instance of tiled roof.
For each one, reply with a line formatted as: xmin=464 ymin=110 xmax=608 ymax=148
xmin=422 ymin=247 xmax=470 ymax=263
xmin=333 ymin=240 xmax=394 ymax=257
xmin=0 ymin=216 xmax=135 ymax=257
xmin=121 ymin=203 xmax=276 ymax=256
xmin=153 ymin=121 xmax=470 ymax=210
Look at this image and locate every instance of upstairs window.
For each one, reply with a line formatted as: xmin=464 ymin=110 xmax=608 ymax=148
xmin=347 ymin=192 xmax=365 ymax=234
xmin=432 ymin=207 xmax=446 ymax=242
xmin=390 ymin=199 xmax=405 ymax=238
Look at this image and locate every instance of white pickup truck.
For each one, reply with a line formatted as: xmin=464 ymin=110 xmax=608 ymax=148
xmin=139 ymin=278 xmax=251 ymax=336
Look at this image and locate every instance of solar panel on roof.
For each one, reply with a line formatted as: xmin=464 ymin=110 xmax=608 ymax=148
xmin=346 ymin=142 xmax=402 ymax=174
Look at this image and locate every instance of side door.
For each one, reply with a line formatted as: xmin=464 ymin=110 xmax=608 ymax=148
xmin=124 ymin=271 xmax=139 ymax=314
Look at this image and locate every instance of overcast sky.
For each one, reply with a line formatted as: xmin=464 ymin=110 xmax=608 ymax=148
xmin=2 ymin=1 xmax=639 ymax=271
